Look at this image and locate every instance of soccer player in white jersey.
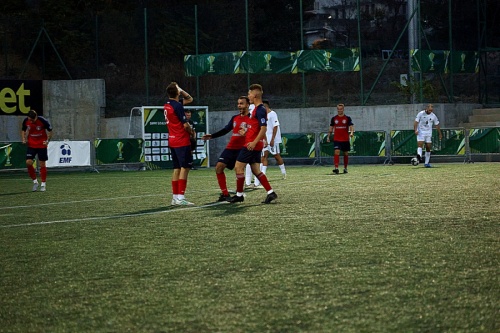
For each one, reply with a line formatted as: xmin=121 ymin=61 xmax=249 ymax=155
xmin=413 ymin=104 xmax=443 ymax=168
xmin=254 ymin=100 xmax=286 ymax=186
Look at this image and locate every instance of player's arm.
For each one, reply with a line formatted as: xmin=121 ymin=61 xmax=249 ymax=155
xmin=270 ymin=124 xmax=278 ymax=146
xmin=436 ymin=124 xmax=443 ymax=140
xmin=21 ymin=120 xmax=28 ymax=144
xmin=44 ymin=129 xmax=53 ymax=146
xmin=413 ymin=120 xmax=419 ymax=135
xmin=183 ymin=122 xmax=194 ymax=136
xmin=349 ymin=125 xmax=354 ymax=138
xmin=327 ymin=125 xmax=334 ymax=142
xmin=247 ymin=125 xmax=267 ymax=150
xmin=177 ymin=85 xmax=193 ymax=105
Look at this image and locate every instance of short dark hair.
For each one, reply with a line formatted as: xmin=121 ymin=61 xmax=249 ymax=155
xmin=184 ymin=110 xmax=191 ymax=114
xmin=166 ymin=83 xmax=179 ymax=98
xmin=28 ymin=110 xmax=37 ymax=119
xmin=239 ymin=96 xmax=250 ymax=104
xmin=263 ymin=100 xmax=270 ymax=107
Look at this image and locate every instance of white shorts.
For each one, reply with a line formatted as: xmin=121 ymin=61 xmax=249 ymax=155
xmin=263 ymin=143 xmax=281 ymax=155
xmin=417 ymin=133 xmax=432 ymax=143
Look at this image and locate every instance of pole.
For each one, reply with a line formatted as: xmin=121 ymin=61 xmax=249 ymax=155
xmin=95 ymin=14 xmax=99 ymax=76
xmin=356 ymin=0 xmax=364 ymax=105
xmin=195 ymin=5 xmax=200 ymax=102
xmin=408 ymin=0 xmax=418 ymax=104
xmin=300 ymin=0 xmax=306 ymax=107
xmin=245 ymin=0 xmax=250 ymax=88
xmin=448 ymin=0 xmax=453 ymax=102
xmin=144 ymin=7 xmax=149 ymax=104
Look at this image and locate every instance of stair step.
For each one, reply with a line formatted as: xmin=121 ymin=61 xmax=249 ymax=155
xmin=469 ymin=114 xmax=500 ymax=122
xmin=461 ymin=121 xmax=500 ymax=128
xmin=472 ymin=108 xmax=500 ymax=116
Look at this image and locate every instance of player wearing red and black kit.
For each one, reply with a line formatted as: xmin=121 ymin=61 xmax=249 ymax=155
xmin=327 ymin=103 xmax=354 ymax=174
xmin=21 ymin=110 xmax=53 ymax=191
xmin=164 ymin=82 xmax=195 ymax=205
xmin=202 ymin=96 xmax=250 ymax=201
xmin=229 ymin=84 xmax=277 ymax=204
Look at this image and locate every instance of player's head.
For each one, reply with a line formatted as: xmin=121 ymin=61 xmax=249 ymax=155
xmin=28 ymin=110 xmax=38 ymax=122
xmin=185 ymin=110 xmax=192 ymax=119
xmin=166 ymin=82 xmax=179 ymax=99
xmin=248 ymin=84 xmax=263 ymax=104
xmin=425 ymin=104 xmax=434 ymax=114
xmin=337 ymin=103 xmax=345 ymax=115
xmin=263 ymin=100 xmax=271 ymax=112
xmin=237 ymin=96 xmax=250 ymax=115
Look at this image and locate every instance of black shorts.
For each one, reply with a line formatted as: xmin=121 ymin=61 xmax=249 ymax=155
xmin=171 ymin=145 xmax=193 ymax=169
xmin=333 ymin=141 xmax=351 ymax=152
xmin=26 ymin=147 xmax=49 ymax=161
xmin=236 ymin=148 xmax=262 ymax=165
xmin=218 ymin=148 xmax=241 ymax=170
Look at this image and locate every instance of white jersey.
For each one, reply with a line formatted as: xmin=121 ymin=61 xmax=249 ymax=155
xmin=266 ymin=110 xmax=282 ymax=144
xmin=415 ymin=110 xmax=439 ymax=135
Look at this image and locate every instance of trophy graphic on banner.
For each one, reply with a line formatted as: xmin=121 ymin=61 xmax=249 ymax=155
xmin=264 ymin=53 xmax=272 ymax=71
xmin=208 ymin=55 xmax=216 ymax=73
xmin=377 ymin=132 xmax=384 ymax=143
xmin=324 ymin=51 xmax=332 ymax=70
xmin=117 ymin=141 xmax=124 ymax=161
xmin=428 ymin=52 xmax=435 ymax=71
xmin=281 ymin=136 xmax=288 ymax=156
xmin=461 ymin=52 xmax=466 ymax=71
xmin=4 ymin=145 xmax=12 ymax=167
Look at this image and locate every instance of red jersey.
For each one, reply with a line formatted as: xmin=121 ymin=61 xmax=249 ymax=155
xmin=225 ymin=114 xmax=249 ymax=149
xmin=245 ymin=104 xmax=267 ymax=151
xmin=164 ymin=100 xmax=190 ymax=148
xmin=330 ymin=115 xmax=353 ymax=142
xmin=21 ymin=116 xmax=52 ymax=148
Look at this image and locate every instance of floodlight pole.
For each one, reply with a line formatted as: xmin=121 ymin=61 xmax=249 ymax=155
xmin=195 ymin=5 xmax=200 ymax=101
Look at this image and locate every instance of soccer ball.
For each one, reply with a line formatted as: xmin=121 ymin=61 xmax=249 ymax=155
xmin=411 ymin=157 xmax=419 ymax=166
xmin=60 ymin=143 xmax=72 ymax=156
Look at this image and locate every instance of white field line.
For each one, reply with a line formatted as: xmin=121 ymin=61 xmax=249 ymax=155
xmin=0 ymin=201 xmax=227 ymax=229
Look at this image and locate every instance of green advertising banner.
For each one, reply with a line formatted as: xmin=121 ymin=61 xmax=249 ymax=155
xmin=319 ymin=131 xmax=386 ymax=157
xmin=184 ymin=49 xmax=360 ymax=76
xmin=391 ymin=129 xmax=466 ymax=156
xmin=411 ymin=50 xmax=479 ymax=74
xmin=240 ymin=51 xmax=295 ymax=74
xmin=142 ymin=106 xmax=208 ymax=170
xmin=279 ymin=133 xmax=316 ymax=158
xmin=468 ymin=128 xmax=500 ymax=153
xmin=0 ymin=142 xmax=26 ymax=169
xmin=94 ymin=139 xmax=144 ymax=165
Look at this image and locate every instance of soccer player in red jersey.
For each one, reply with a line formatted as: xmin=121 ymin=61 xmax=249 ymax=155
xmin=229 ymin=84 xmax=277 ymax=204
xmin=164 ymin=82 xmax=195 ymax=206
xmin=202 ymin=96 xmax=250 ymax=202
xmin=326 ymin=103 xmax=355 ymax=174
xmin=21 ymin=110 xmax=53 ymax=192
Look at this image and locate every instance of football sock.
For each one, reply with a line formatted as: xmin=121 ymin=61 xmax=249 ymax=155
xmin=256 ymin=172 xmax=272 ymax=191
xmin=344 ymin=155 xmax=349 ymax=169
xmin=216 ymin=173 xmax=229 ymax=196
xmin=334 ymin=155 xmax=339 ymax=168
xmin=261 ymin=165 xmax=267 ymax=174
xmin=425 ymin=152 xmax=431 ymax=164
xmin=172 ymin=180 xmax=179 ymax=198
xmin=40 ymin=166 xmax=47 ymax=182
xmin=236 ymin=173 xmax=245 ymax=193
xmin=178 ymin=179 xmax=187 ymax=195
xmin=245 ymin=164 xmax=252 ymax=185
xmin=417 ymin=147 xmax=423 ymax=157
xmin=27 ymin=165 xmax=37 ymax=180
xmin=279 ymin=163 xmax=286 ymax=174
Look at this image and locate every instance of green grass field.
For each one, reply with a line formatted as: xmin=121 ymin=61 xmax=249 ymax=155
xmin=0 ymin=163 xmax=499 ymax=333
